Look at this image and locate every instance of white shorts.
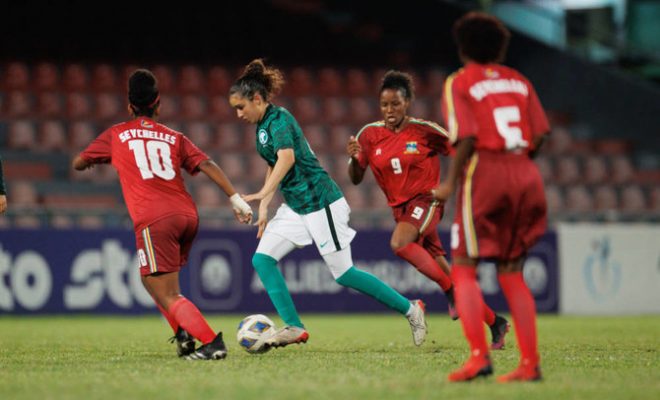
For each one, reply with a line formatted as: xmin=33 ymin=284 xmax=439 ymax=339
xmin=260 ymin=197 xmax=356 ymax=256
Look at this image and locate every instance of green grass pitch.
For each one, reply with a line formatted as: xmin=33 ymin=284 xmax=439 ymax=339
xmin=1 ymin=314 xmax=658 ymax=400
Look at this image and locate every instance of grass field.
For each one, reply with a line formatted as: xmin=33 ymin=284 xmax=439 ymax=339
xmin=1 ymin=314 xmax=658 ymax=400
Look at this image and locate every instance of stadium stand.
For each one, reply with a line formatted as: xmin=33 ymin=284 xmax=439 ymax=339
xmin=0 ymin=62 xmax=658 ymax=228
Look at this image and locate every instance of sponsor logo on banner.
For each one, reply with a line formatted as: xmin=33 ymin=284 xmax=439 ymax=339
xmin=582 ymin=237 xmax=621 ymax=302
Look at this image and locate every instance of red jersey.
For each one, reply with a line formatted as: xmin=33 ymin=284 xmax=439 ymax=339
xmin=80 ymin=117 xmax=209 ymax=230
xmin=442 ymin=63 xmax=549 ymax=153
xmin=354 ymin=118 xmax=450 ymax=206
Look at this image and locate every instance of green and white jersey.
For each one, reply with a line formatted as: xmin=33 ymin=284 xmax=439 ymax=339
xmin=256 ymin=104 xmax=343 ymax=215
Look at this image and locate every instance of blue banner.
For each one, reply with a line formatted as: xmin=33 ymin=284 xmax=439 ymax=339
xmin=0 ymin=229 xmax=557 ymax=314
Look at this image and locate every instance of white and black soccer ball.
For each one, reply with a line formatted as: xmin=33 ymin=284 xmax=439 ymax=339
xmin=237 ymin=314 xmax=276 ymax=353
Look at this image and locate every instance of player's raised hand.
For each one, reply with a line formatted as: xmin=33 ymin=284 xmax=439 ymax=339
xmin=346 ymin=136 xmax=361 ymax=159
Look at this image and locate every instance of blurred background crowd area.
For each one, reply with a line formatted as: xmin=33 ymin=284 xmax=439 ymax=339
xmin=0 ymin=0 xmax=658 ymax=229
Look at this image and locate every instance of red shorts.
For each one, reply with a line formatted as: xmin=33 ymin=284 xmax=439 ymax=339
xmin=135 ymin=214 xmax=199 ymax=276
xmin=392 ymin=193 xmax=446 ymax=258
xmin=452 ymin=151 xmax=547 ymax=261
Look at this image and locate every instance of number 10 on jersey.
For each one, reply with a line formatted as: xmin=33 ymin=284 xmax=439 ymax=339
xmin=128 ymin=139 xmax=175 ymax=180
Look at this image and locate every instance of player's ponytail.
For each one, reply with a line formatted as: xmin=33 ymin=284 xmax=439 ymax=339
xmin=230 ymin=59 xmax=284 ymax=101
xmin=380 ymin=70 xmax=415 ymax=101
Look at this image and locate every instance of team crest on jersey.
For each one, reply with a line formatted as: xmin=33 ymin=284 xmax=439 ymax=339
xmin=140 ymin=119 xmax=154 ymax=128
xmin=404 ymin=141 xmax=419 ymax=154
xmin=375 ymin=148 xmax=382 ymax=156
xmin=484 ymin=68 xmax=500 ymax=79
xmin=258 ymin=129 xmax=268 ymax=145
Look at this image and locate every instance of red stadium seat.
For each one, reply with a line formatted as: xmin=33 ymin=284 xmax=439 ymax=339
xmin=43 ymin=193 xmax=118 ymax=209
xmin=3 ymin=161 xmax=52 ymax=180
xmin=329 ymin=124 xmax=353 ymax=154
xmin=94 ymin=92 xmax=122 ymax=122
xmin=610 ymin=155 xmax=635 ymax=184
xmin=177 ymin=65 xmax=204 ymax=94
xmin=207 ymin=66 xmax=233 ymax=96
xmin=317 ymin=67 xmax=344 ymax=97
xmin=91 ymin=64 xmax=119 ymax=92
xmin=3 ymin=61 xmax=30 ymax=91
xmin=78 ymin=215 xmax=106 ymax=229
xmin=50 ymin=213 xmax=76 ymax=229
xmin=185 ymin=122 xmax=212 ymax=149
xmin=345 ymin=68 xmax=370 ymax=97
xmin=180 ymin=95 xmax=207 ymax=120
xmin=292 ymin=96 xmax=320 ymax=124
xmin=156 ymin=94 xmax=179 ymax=120
xmin=69 ymin=121 xmax=97 ymax=152
xmin=342 ymin=185 xmax=367 ymax=210
xmin=37 ymin=120 xmax=68 ymax=153
xmin=218 ymin=154 xmax=245 ymax=181
xmin=9 ymin=181 xmax=39 ymax=207
xmin=321 ymin=97 xmax=349 ymax=125
xmin=194 ymin=182 xmax=225 ymax=208
xmin=425 ymin=68 xmax=447 ymax=97
xmin=62 ymin=63 xmax=89 ymax=92
xmin=286 ymin=67 xmax=315 ymax=97
xmin=593 ymin=185 xmax=618 ymax=211
xmin=214 ymin=123 xmax=244 ymax=151
xmin=347 ymin=97 xmax=377 ymax=124
xmin=620 ymin=185 xmax=647 ymax=212
xmin=33 ymin=62 xmax=60 ymax=92
xmin=410 ymin=97 xmax=431 ymax=120
xmin=151 ymin=64 xmax=175 ymax=93
xmin=534 ymin=156 xmax=554 ymax=183
xmin=555 ymin=156 xmax=581 ymax=185
xmin=4 ymin=91 xmax=33 ymax=118
xmin=544 ymin=185 xmax=564 ymax=215
xmin=208 ymin=95 xmax=234 ymax=121
xmin=7 ymin=120 xmax=37 ymax=150
xmin=36 ymin=92 xmax=64 ymax=118
xmin=65 ymin=92 xmax=94 ymax=120
xmin=565 ymin=185 xmax=593 ymax=212
xmin=583 ymin=155 xmax=608 ymax=185
xmin=302 ymin=124 xmax=327 ymax=153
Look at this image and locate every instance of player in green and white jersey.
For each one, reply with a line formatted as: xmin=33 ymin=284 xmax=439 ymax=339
xmin=230 ymin=59 xmax=427 ymax=349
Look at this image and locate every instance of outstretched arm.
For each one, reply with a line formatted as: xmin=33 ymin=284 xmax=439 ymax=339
xmin=198 ymin=159 xmax=252 ymax=223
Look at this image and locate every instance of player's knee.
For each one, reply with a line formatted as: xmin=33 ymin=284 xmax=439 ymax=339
xmin=252 ymin=252 xmax=276 ymax=272
xmin=390 ymin=238 xmax=411 ymax=253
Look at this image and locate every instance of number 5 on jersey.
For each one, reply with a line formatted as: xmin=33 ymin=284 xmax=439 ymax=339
xmin=128 ymin=139 xmax=175 ymax=180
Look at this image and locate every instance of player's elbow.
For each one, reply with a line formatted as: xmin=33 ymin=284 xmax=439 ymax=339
xmin=72 ymin=156 xmax=87 ymax=171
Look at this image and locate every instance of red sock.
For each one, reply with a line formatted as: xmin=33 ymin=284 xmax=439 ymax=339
xmin=155 ymin=301 xmax=179 ymax=334
xmin=451 ymin=265 xmax=488 ymax=358
xmin=498 ymin=272 xmax=539 ymax=364
xmin=395 ymin=243 xmax=452 ymax=291
xmin=168 ymin=297 xmax=216 ymax=344
xmin=483 ymin=302 xmax=496 ymax=326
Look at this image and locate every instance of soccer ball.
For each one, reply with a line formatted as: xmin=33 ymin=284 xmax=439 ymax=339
xmin=237 ymin=314 xmax=276 ymax=353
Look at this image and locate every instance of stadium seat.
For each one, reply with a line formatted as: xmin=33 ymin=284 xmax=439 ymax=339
xmin=62 ymin=63 xmax=89 ymax=92
xmin=593 ymin=185 xmax=618 ymax=211
xmin=583 ymin=155 xmax=608 ymax=184
xmin=329 ymin=124 xmax=353 ymax=154
xmin=2 ymin=161 xmax=52 ymax=180
xmin=321 ymin=97 xmax=349 ymax=124
xmin=91 ymin=64 xmax=119 ymax=92
xmin=369 ymin=185 xmax=389 ymax=209
xmin=13 ymin=215 xmax=42 ymax=228
xmin=345 ymin=68 xmax=371 ymax=97
xmin=214 ymin=123 xmax=243 ymax=151
xmin=36 ymin=92 xmax=64 ymax=118
xmin=157 ymin=94 xmax=179 ymax=120
xmin=620 ymin=185 xmax=647 ymax=212
xmin=66 ymin=92 xmax=94 ymax=120
xmin=317 ymin=67 xmax=344 ymax=97
xmin=218 ymin=154 xmax=245 ymax=181
xmin=194 ymin=182 xmax=225 ymax=208
xmin=545 ymin=126 xmax=573 ymax=155
xmin=7 ymin=120 xmax=37 ymax=150
xmin=650 ymin=186 xmax=660 ymax=211
xmin=180 ymin=95 xmax=207 ymax=120
xmin=292 ymin=97 xmax=320 ymax=124
xmin=50 ymin=213 xmax=75 ymax=229
xmin=425 ymin=68 xmax=447 ymax=97
xmin=4 ymin=91 xmax=33 ymax=118
xmin=410 ymin=97 xmax=431 ymax=120
xmin=286 ymin=67 xmax=315 ymax=96
xmin=9 ymin=181 xmax=39 ymax=207
xmin=177 ymin=65 xmax=204 ymax=94
xmin=611 ymin=155 xmax=635 ymax=184
xmin=207 ymin=66 xmax=233 ymax=96
xmin=185 ymin=122 xmax=213 ymax=149
xmin=302 ymin=124 xmax=327 ymax=153
xmin=151 ymin=64 xmax=175 ymax=93
xmin=77 ymin=215 xmax=105 ymax=229
xmin=37 ymin=120 xmax=68 ymax=153
xmin=33 ymin=62 xmax=60 ymax=92
xmin=593 ymin=139 xmax=631 ymax=155
xmin=69 ymin=121 xmax=97 ymax=152
xmin=544 ymin=185 xmax=564 ymax=215
xmin=342 ymin=185 xmax=367 ymax=210
xmin=347 ymin=97 xmax=377 ymax=124
xmin=315 ymin=154 xmax=334 ymax=175
xmin=555 ymin=155 xmax=581 ymax=185
xmin=565 ymin=185 xmax=594 ymax=212
xmin=94 ymin=93 xmax=122 ymax=122
xmin=534 ymin=156 xmax=554 ymax=183
xmin=3 ymin=61 xmax=30 ymax=91
xmin=208 ymin=95 xmax=234 ymax=121
xmin=43 ymin=193 xmax=118 ymax=209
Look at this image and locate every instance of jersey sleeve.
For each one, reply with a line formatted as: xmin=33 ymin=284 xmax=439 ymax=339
xmin=80 ymin=129 xmax=113 ymax=164
xmin=442 ymin=73 xmax=478 ymax=144
xmin=354 ymin=125 xmax=372 ymax=169
xmin=271 ymin=116 xmax=295 ymax=152
xmin=180 ymin=135 xmax=210 ymax=175
xmin=420 ymin=121 xmax=451 ymax=156
xmin=527 ymin=84 xmax=550 ymax=137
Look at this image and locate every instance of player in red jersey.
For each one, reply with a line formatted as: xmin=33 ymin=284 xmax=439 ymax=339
xmin=73 ymin=69 xmax=253 ymax=360
xmin=433 ymin=13 xmax=549 ymax=382
xmin=347 ymin=70 xmax=509 ymax=347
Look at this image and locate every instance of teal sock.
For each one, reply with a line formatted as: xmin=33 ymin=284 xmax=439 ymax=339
xmin=335 ymin=266 xmax=410 ymax=315
xmin=252 ymin=253 xmax=304 ymax=328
